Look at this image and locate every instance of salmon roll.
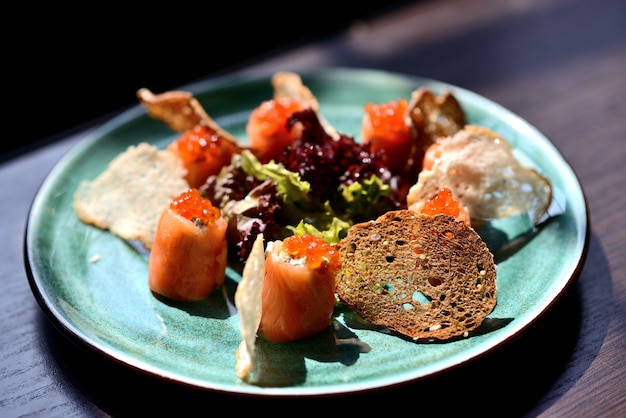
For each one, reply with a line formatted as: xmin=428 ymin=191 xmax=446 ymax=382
xmin=148 ymin=188 xmax=228 ymax=301
xmin=167 ymin=123 xmax=240 ymax=189
xmin=361 ymin=98 xmax=414 ymax=175
xmin=246 ymin=97 xmax=307 ymax=163
xmin=258 ymin=234 xmax=341 ymax=343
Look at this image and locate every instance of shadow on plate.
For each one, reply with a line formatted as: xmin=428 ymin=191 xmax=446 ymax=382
xmin=243 ymin=319 xmax=372 ymax=387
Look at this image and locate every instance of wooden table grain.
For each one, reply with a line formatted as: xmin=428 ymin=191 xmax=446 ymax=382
xmin=2 ymin=0 xmax=624 ymax=416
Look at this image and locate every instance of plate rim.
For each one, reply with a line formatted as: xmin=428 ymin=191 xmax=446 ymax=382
xmin=24 ymin=67 xmax=590 ymax=397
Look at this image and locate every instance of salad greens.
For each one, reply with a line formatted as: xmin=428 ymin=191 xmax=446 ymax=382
xmin=200 ymin=108 xmax=408 ymax=267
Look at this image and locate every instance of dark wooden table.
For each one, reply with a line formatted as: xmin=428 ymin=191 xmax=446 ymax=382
xmin=2 ymin=0 xmax=624 ymax=416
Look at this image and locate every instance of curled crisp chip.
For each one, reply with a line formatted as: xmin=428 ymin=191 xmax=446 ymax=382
xmin=407 ymin=125 xmax=553 ymax=225
xmin=234 ymin=233 xmax=265 ymax=382
xmin=272 ymin=71 xmax=320 ymax=110
xmin=73 ymin=142 xmax=189 ymax=249
xmin=271 ymin=71 xmax=340 ymax=140
xmin=405 ymin=87 xmax=466 ymax=144
xmin=402 ymin=87 xmax=466 ymax=176
xmin=136 ymin=88 xmax=243 ymax=148
xmin=136 ymin=88 xmax=202 ymax=132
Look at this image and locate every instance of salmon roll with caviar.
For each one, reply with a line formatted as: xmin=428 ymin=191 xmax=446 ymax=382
xmin=149 ymin=188 xmax=228 ymax=301
xmin=258 ymin=234 xmax=341 ymax=343
xmin=361 ymin=98 xmax=414 ymax=175
xmin=167 ymin=123 xmax=241 ymax=189
xmin=246 ymin=97 xmax=308 ymax=163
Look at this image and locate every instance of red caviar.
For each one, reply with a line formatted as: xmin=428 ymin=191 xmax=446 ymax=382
xmin=170 ymin=188 xmax=221 ymax=226
xmin=282 ymin=234 xmax=341 ymax=272
xmin=363 ymin=98 xmax=409 ymax=135
xmin=168 ymin=124 xmax=239 ymax=188
xmin=419 ymin=187 xmax=471 ymax=226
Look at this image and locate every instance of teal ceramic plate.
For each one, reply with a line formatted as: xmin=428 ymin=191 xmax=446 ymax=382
xmin=25 ymin=68 xmax=588 ymax=396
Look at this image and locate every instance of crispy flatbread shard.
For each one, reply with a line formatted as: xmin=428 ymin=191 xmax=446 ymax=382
xmin=407 ymin=125 xmax=553 ymax=225
xmin=271 ymin=71 xmax=320 ymax=110
xmin=335 ymin=210 xmax=497 ymax=341
xmin=271 ymin=71 xmax=340 ymax=140
xmin=235 ymin=233 xmax=265 ymax=381
xmin=402 ymin=87 xmax=466 ymax=176
xmin=406 ymin=87 xmax=466 ymax=144
xmin=136 ymin=88 xmax=243 ymax=148
xmin=136 ymin=88 xmax=202 ymax=132
xmin=73 ymin=142 xmax=189 ymax=249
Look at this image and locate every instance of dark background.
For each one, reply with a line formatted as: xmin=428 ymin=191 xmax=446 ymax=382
xmin=8 ymin=2 xmax=416 ymax=158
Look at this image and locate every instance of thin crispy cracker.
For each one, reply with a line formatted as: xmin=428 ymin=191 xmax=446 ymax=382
xmin=73 ymin=142 xmax=189 ymax=249
xmin=407 ymin=125 xmax=553 ymax=225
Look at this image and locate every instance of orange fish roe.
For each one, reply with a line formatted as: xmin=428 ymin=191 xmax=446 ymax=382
xmin=253 ymin=97 xmax=303 ymax=138
xmin=363 ymin=98 xmax=410 ymax=138
xmin=173 ymin=124 xmax=219 ymax=162
xmin=168 ymin=124 xmax=239 ymax=188
xmin=170 ymin=188 xmax=221 ymax=226
xmin=419 ymin=187 xmax=471 ymax=226
xmin=282 ymin=234 xmax=341 ymax=271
